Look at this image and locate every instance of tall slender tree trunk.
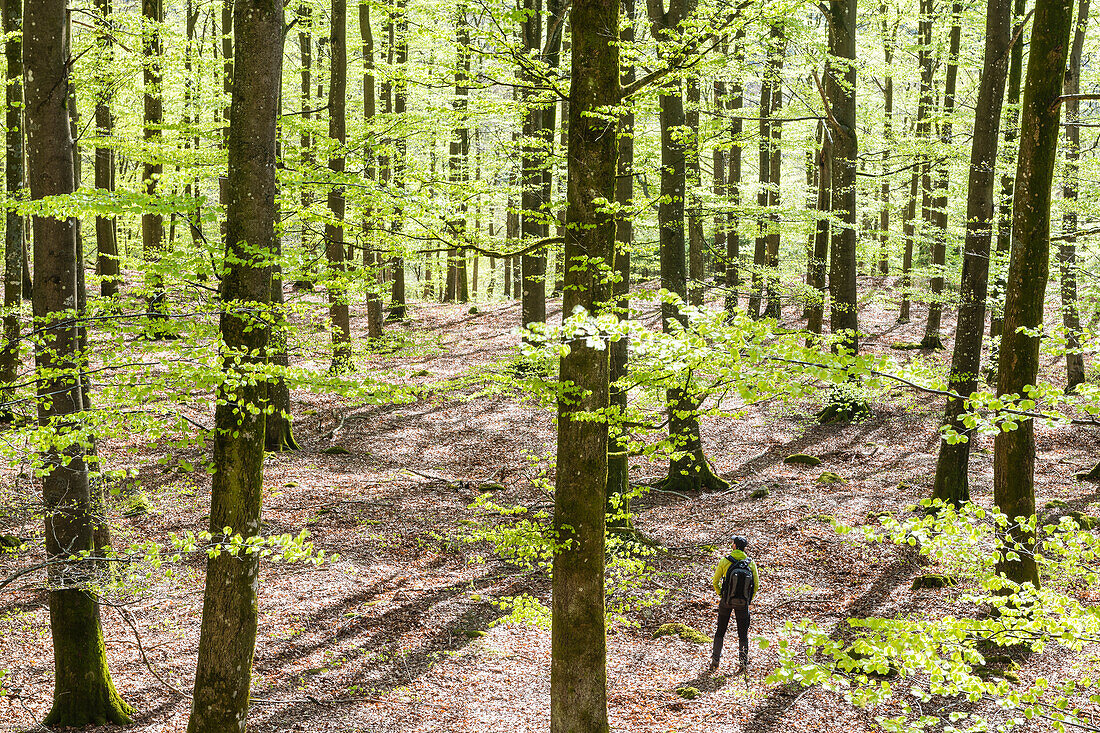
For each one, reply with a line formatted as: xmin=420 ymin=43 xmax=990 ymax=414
xmin=0 ymin=0 xmax=24 ymax=412
xmin=648 ymin=0 xmax=727 ymax=492
xmin=1060 ymin=0 xmax=1089 ymax=393
xmin=361 ymin=0 xmax=384 ymax=339
xmin=990 ymin=0 xmax=1026 ymax=341
xmin=902 ymin=0 xmax=934 ymax=325
xmin=825 ymin=0 xmax=858 ymax=354
xmin=389 ymin=0 xmax=409 ymax=320
xmin=143 ymin=0 xmax=168 ymax=328
xmin=521 ymin=0 xmax=546 ymax=330
xmin=931 ymin=0 xmax=1012 ymax=506
xmin=94 ymin=0 xmax=119 ymax=296
xmin=764 ymin=27 xmax=785 ymax=319
xmin=449 ymin=6 xmax=471 ymax=305
xmin=878 ymin=5 xmax=895 ymax=275
xmin=922 ymin=4 xmax=961 ymax=350
xmin=686 ymin=78 xmax=704 ymax=307
xmin=295 ymin=3 xmax=316 ymax=290
xmin=748 ymin=61 xmax=772 ymax=320
xmin=550 ymin=0 xmax=617 ymax=724
xmin=187 ymin=1 xmax=283 ymax=730
xmin=26 ymin=0 xmax=132 ymax=724
xmin=327 ymin=0 xmax=352 ymax=371
xmin=994 ymin=0 xmax=1073 ymax=589
xmin=724 ymin=32 xmax=743 ymax=313
xmin=807 ymin=120 xmax=830 ymax=335
xmin=899 ymin=163 xmax=918 ymax=323
xmin=607 ymin=0 xmax=634 ymax=512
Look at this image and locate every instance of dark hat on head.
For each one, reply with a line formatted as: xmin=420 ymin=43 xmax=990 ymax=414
xmin=732 ymin=535 xmax=749 ymax=550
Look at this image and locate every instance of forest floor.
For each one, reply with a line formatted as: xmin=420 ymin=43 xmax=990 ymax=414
xmin=2 ymin=275 xmax=1100 ymax=733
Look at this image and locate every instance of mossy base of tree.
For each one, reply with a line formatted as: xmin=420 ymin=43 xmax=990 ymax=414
xmin=44 ymin=589 xmax=133 ymax=727
xmin=912 ymin=572 xmax=959 ymax=590
xmin=655 ymin=459 xmax=729 ymax=493
xmin=265 ymin=419 xmax=300 ymax=452
xmin=920 ymin=335 xmax=945 ymax=350
xmin=1074 ymin=461 xmax=1100 ymax=481
xmin=816 ymin=384 xmax=872 ymax=424
xmin=653 ymin=622 xmax=711 ymax=644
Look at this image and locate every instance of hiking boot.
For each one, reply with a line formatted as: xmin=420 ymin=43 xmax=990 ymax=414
xmin=707 ymin=659 xmax=719 ymax=673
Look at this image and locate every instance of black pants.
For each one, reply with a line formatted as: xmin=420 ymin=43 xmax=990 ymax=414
xmin=711 ymin=603 xmax=750 ymax=666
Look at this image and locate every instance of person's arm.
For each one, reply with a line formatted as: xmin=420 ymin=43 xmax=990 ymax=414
xmin=713 ymin=557 xmax=731 ymax=596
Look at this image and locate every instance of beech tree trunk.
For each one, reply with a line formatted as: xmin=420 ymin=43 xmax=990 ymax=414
xmin=449 ymin=6 xmax=471 ymax=305
xmin=807 ymin=121 xmax=830 ymax=336
xmin=327 ymin=0 xmax=353 ymax=371
xmin=389 ymin=0 xmax=409 ymax=319
xmin=686 ymin=78 xmax=704 ymax=308
xmin=187 ymin=0 xmax=282 ymax=730
xmin=825 ymin=0 xmax=858 ymax=354
xmin=94 ymin=0 xmax=119 ymax=296
xmin=607 ymin=0 xmax=634 ymax=512
xmin=922 ymin=4 xmax=961 ymax=350
xmin=25 ymin=0 xmax=133 ymax=724
xmin=143 ymin=0 xmax=168 ymax=328
xmin=361 ymin=0 xmax=384 ymax=339
xmin=877 ymin=5 xmax=894 ymax=275
xmin=990 ymin=0 xmax=1026 ymax=341
xmin=1059 ymin=0 xmax=1088 ymax=393
xmin=993 ymin=0 xmax=1073 ymax=589
xmin=550 ymin=0 xmax=616 ymax=724
xmin=932 ymin=0 xmax=1012 ymax=506
xmin=724 ymin=33 xmax=743 ymax=313
xmin=648 ymin=0 xmax=727 ymax=492
xmin=0 ymin=0 xmax=24 ymax=411
xmin=763 ymin=27 xmax=784 ymax=320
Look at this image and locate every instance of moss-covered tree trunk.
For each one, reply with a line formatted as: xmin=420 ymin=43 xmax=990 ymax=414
xmin=825 ymin=0 xmax=858 ymax=354
xmin=931 ymin=0 xmax=1012 ymax=506
xmin=25 ymin=0 xmax=132 ymax=724
xmin=1059 ymin=0 xmax=1088 ymax=393
xmin=551 ymin=0 xmax=616 ymax=724
xmin=922 ymin=4 xmax=961 ymax=350
xmin=143 ymin=0 xmax=168 ymax=329
xmin=187 ymin=0 xmax=282 ymax=730
xmin=326 ymin=0 xmax=353 ymax=371
xmin=0 ymin=0 xmax=23 ymax=414
xmin=993 ymin=0 xmax=1073 ymax=589
xmin=990 ymin=0 xmax=1025 ymax=342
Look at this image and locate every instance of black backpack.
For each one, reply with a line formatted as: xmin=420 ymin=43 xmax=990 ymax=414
xmin=721 ymin=556 xmax=754 ymax=609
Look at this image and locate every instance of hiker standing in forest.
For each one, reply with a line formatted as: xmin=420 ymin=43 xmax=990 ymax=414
xmin=709 ymin=535 xmax=760 ymax=672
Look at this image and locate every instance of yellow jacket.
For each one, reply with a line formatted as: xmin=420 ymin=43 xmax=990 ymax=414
xmin=713 ymin=550 xmax=760 ymax=600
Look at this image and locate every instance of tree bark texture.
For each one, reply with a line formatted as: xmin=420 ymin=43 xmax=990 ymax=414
xmin=187 ymin=1 xmax=283 ymax=730
xmin=550 ymin=0 xmax=617 ymax=725
xmin=932 ymin=0 xmax=1012 ymax=506
xmin=327 ymin=0 xmax=352 ymax=371
xmin=0 ymin=0 xmax=24 ymax=409
xmin=993 ymin=0 xmax=1073 ymax=589
xmin=25 ymin=0 xmax=133 ymax=723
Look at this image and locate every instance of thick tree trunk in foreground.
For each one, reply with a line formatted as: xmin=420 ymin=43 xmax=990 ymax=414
xmin=932 ymin=0 xmax=1012 ymax=506
xmin=187 ymin=0 xmax=282 ymax=730
xmin=1060 ymin=0 xmax=1089 ymax=393
xmin=551 ymin=0 xmax=616 ymax=725
xmin=0 ymin=0 xmax=24 ymax=410
xmin=25 ymin=0 xmax=132 ymax=724
xmin=993 ymin=0 xmax=1073 ymax=589
xmin=327 ymin=0 xmax=353 ymax=371
xmin=825 ymin=0 xmax=858 ymax=354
